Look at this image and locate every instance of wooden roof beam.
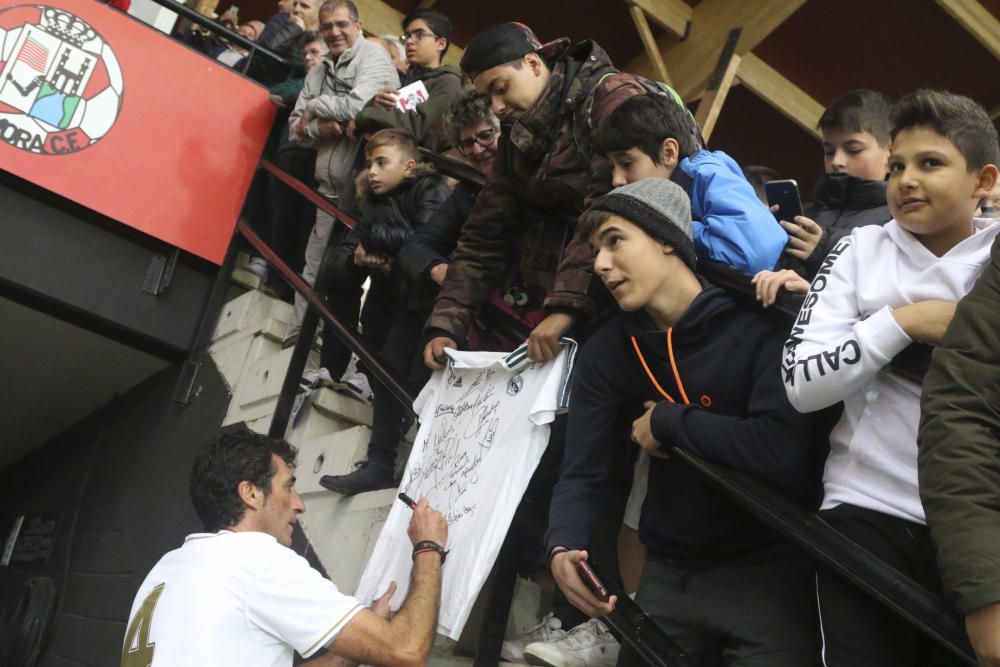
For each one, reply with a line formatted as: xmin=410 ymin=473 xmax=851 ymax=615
xmin=626 ymin=0 xmax=805 ymax=100
xmin=737 ymin=53 xmax=823 ymax=139
xmin=628 ymin=4 xmax=674 ymax=85
xmin=934 ymin=0 xmax=1000 ymax=61
xmin=353 ymin=0 xmax=463 ymax=66
xmin=627 ymin=0 xmax=692 ymax=39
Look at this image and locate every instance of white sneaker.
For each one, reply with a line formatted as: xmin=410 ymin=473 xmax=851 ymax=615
xmin=300 ymin=367 xmax=335 ymax=392
xmin=336 ymin=372 xmax=373 ymax=404
xmin=501 ymin=613 xmax=566 ymax=663
xmin=523 ymin=618 xmax=619 ymax=667
xmin=247 ymin=257 xmax=268 ymax=280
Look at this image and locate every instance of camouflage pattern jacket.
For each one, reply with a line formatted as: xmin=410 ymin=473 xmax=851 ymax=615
xmin=425 ymin=40 xmax=646 ymax=344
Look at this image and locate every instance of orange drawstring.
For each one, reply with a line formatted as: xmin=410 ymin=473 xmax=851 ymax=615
xmin=631 ymin=328 xmax=690 ymax=406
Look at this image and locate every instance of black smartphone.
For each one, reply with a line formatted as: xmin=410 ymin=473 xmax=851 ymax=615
xmin=576 ymin=560 xmax=610 ymax=602
xmin=765 ymin=179 xmax=804 ymax=222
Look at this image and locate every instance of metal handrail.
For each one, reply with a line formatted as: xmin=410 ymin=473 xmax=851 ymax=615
xmin=139 ymin=0 xmax=297 ymax=74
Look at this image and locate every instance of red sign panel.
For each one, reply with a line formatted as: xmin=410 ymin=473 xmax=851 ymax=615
xmin=0 ymin=1 xmax=276 ymax=264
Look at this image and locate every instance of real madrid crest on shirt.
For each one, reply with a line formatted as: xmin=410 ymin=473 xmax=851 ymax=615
xmin=0 ymin=5 xmax=123 ymax=154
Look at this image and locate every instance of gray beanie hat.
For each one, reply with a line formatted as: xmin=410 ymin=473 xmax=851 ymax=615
xmin=586 ymin=177 xmax=696 ymax=269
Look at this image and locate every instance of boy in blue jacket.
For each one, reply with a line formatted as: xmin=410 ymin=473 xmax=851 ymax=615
xmin=591 ymin=93 xmax=786 ymax=276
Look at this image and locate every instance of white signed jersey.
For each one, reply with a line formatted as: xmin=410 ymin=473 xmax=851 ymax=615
xmin=356 ymin=341 xmax=576 ymax=639
xmin=122 ymin=531 xmax=363 ymax=667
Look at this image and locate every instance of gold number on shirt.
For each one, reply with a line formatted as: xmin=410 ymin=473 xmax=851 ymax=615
xmin=121 ymin=583 xmax=164 ymax=667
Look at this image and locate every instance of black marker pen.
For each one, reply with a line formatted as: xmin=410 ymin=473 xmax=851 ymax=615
xmin=398 ymin=492 xmax=417 ymax=509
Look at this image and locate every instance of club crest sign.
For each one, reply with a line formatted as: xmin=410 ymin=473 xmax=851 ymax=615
xmin=0 ymin=5 xmax=122 ymax=155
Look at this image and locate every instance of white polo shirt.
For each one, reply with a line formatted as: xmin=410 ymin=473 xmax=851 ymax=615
xmin=122 ymin=530 xmax=364 ymax=667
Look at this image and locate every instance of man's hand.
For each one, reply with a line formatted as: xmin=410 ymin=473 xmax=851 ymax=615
xmin=371 ymin=582 xmax=397 ymax=620
xmin=429 ymin=263 xmax=448 ymax=286
xmin=526 ymin=312 xmax=574 ymax=362
xmin=289 ymin=13 xmax=305 ymax=29
xmin=967 ymin=602 xmax=1000 ymax=666
xmin=345 ymin=119 xmax=357 ymax=139
xmin=316 ymin=118 xmax=344 ymax=138
xmin=407 ymin=498 xmax=448 ymax=547
xmin=550 ymin=550 xmax=617 ymax=617
xmin=751 ymin=269 xmax=811 ymax=307
xmin=372 ymin=87 xmax=400 ymax=110
xmin=891 ymin=300 xmax=957 ymax=345
xmin=423 ymin=336 xmax=457 ymax=370
xmin=269 ymin=93 xmax=288 ymax=108
xmin=780 ymin=216 xmax=824 ymax=261
xmin=632 ymin=401 xmax=668 ymax=457
xmin=293 ymin=109 xmax=311 ymax=138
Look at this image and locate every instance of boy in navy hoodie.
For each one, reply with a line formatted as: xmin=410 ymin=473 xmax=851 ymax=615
xmin=544 ymin=178 xmax=819 ymax=667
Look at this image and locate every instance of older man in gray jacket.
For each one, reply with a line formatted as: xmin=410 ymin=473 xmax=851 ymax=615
xmin=286 ymin=0 xmax=398 ymax=342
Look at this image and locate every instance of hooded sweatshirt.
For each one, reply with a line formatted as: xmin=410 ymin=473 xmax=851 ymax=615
xmin=546 ymin=282 xmax=817 ymax=562
xmin=353 ymin=64 xmax=463 ymax=153
xmin=783 ymin=217 xmax=1000 ymax=525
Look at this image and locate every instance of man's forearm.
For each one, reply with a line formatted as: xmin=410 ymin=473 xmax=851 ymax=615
xmin=386 ymin=552 xmax=442 ymax=662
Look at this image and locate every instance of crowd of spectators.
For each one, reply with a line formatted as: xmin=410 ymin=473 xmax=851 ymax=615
xmin=182 ymin=2 xmax=1000 ymax=665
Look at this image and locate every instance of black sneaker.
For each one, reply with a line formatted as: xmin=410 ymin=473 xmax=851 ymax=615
xmin=319 ymin=461 xmax=394 ymax=495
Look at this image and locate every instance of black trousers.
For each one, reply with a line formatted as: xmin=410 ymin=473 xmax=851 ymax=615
xmin=366 ymin=307 xmax=431 ymax=467
xmin=618 ymin=545 xmax=821 ymax=667
xmin=816 ymin=504 xmax=963 ymax=667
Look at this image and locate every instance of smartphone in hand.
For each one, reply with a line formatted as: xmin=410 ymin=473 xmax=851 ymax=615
xmin=765 ymin=179 xmax=804 ymax=222
xmin=576 ymin=560 xmax=610 ymax=602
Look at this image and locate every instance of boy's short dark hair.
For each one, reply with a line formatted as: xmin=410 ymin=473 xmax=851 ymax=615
xmin=189 ymin=427 xmax=296 ymax=533
xmin=444 ymin=90 xmax=498 ymax=146
xmin=578 ymin=208 xmax=615 ymax=242
xmin=402 ymin=8 xmax=451 ymax=57
xmin=892 ymin=89 xmax=1000 ymax=171
xmin=818 ymin=89 xmax=894 ymax=146
xmin=297 ymin=29 xmax=323 ymax=51
xmin=593 ymin=94 xmax=700 ymax=161
xmin=366 ymin=127 xmax=420 ymax=162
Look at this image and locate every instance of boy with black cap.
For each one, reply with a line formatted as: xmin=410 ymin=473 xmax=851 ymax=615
xmin=544 ymin=179 xmax=820 ymax=666
xmin=422 ymin=22 xmax=649 ymax=370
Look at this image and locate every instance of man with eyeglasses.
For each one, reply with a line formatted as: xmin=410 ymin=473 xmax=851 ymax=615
xmin=353 ymin=9 xmax=461 ymax=154
xmin=285 ymin=0 xmax=397 ymax=348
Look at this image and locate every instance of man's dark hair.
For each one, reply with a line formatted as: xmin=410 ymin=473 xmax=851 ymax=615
xmin=320 ymin=0 xmax=358 ymax=21
xmin=189 ymin=427 xmax=297 ymax=533
xmin=891 ymin=89 xmax=1000 ymax=171
xmin=444 ymin=90 xmax=498 ymax=146
xmin=818 ymin=89 xmax=893 ymax=146
xmin=402 ymin=8 xmax=451 ymax=58
xmin=593 ymin=94 xmax=700 ymax=161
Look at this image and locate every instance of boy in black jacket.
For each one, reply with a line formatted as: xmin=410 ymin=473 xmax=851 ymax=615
xmin=545 ymin=178 xmax=820 ymax=666
xmin=320 ymin=128 xmax=450 ymax=495
xmin=753 ymin=90 xmax=893 ymax=306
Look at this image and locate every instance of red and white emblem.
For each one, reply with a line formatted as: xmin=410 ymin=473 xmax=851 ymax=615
xmin=0 ymin=5 xmax=123 ymax=154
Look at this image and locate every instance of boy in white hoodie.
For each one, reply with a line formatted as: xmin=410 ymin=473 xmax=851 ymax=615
xmin=782 ymin=89 xmax=999 ymax=667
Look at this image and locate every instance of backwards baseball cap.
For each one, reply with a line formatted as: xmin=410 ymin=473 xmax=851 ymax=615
xmin=459 ymin=22 xmax=568 ymax=82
